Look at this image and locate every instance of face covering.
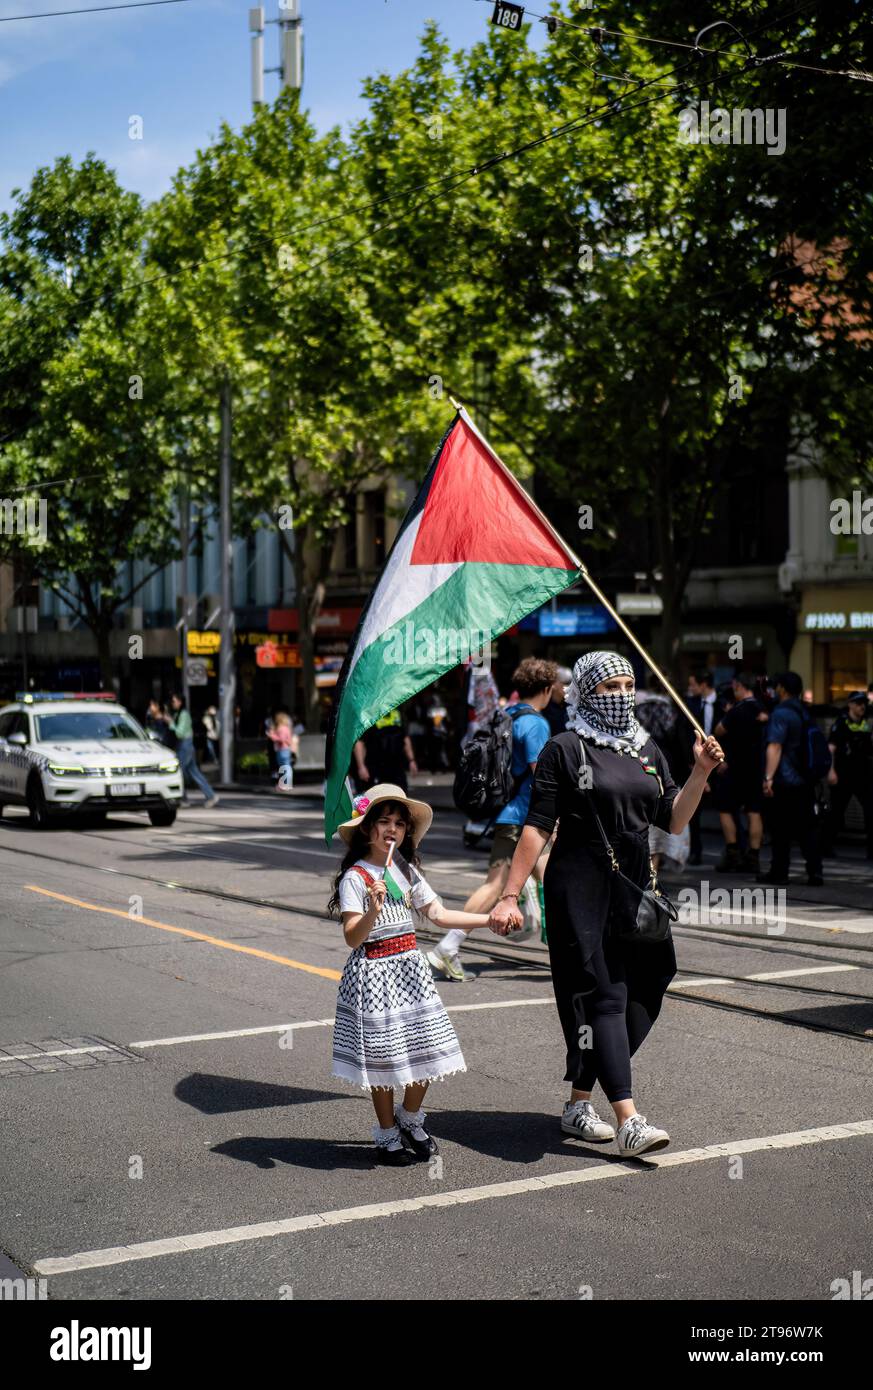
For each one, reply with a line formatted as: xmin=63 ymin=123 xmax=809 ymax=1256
xmin=565 ymin=651 xmax=649 ymax=753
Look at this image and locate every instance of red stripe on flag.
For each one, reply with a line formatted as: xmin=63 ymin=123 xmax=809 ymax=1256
xmin=409 ymin=417 xmax=577 ymax=569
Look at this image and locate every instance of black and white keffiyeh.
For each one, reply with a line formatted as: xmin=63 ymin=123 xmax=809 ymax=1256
xmin=565 ymin=651 xmax=649 ymax=755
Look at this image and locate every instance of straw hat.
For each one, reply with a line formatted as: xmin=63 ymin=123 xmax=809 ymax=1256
xmin=336 ymin=784 xmax=433 ymax=846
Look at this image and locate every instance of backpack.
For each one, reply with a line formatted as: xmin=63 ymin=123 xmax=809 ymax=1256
xmin=799 ymin=709 xmax=832 ymax=783
xmin=453 ymin=706 xmax=526 ymax=818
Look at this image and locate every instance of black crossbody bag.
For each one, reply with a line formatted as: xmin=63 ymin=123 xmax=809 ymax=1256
xmin=577 ymin=737 xmax=678 ymax=944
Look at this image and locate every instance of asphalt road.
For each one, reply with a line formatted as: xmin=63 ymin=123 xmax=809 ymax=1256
xmin=1 ymin=791 xmax=871 ymax=1304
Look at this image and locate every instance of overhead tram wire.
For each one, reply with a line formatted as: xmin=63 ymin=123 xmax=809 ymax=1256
xmin=476 ymin=0 xmax=868 ymax=80
xmin=0 ymin=48 xmax=809 ymax=454
xmin=4 ymin=3 xmax=828 ymax=317
xmin=80 ymin=0 xmax=850 ymax=312
xmin=0 ymin=0 xmax=195 ymax=22
xmin=0 ymin=5 xmax=847 ymax=453
xmin=52 ymin=35 xmax=748 ymax=322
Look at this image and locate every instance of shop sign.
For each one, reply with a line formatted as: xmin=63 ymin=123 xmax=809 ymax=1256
xmin=616 ymin=593 xmax=663 ymax=615
xmin=256 ymin=642 xmax=302 ymax=669
xmin=187 ymin=630 xmax=221 ymax=655
xmin=804 ymin=611 xmax=873 ymax=632
xmin=539 ymin=605 xmax=616 ymax=636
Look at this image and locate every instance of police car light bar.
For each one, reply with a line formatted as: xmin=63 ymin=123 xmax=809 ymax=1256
xmin=16 ymin=692 xmax=118 ymax=703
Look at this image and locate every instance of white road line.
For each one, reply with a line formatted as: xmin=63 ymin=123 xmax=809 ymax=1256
xmin=669 ymin=978 xmax=734 ymax=989
xmin=33 ymin=1120 xmax=873 ymax=1276
xmin=127 ymin=998 xmax=551 ymax=1049
xmin=685 ymin=911 xmax=873 ymax=934
xmin=0 ymin=1045 xmax=112 ymax=1061
xmin=445 ymin=998 xmax=551 ymax=1013
xmin=747 ymin=965 xmax=860 ymax=981
xmin=129 ymin=1020 xmax=337 ymax=1049
xmin=670 ymin=964 xmax=862 ymax=991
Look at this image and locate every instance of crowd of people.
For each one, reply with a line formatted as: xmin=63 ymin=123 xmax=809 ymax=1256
xmin=347 ymin=660 xmax=873 ymax=983
xmin=633 ymin=667 xmax=873 ymax=885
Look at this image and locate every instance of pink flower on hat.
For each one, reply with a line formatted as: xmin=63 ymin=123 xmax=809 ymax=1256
xmin=352 ymin=794 xmax=370 ymax=817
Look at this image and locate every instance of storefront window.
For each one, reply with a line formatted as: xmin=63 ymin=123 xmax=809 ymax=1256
xmin=826 ymin=642 xmax=867 ymax=704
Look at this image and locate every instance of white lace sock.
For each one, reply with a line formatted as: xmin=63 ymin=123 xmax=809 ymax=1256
xmin=437 ymin=928 xmax=466 ymax=955
xmin=373 ymin=1123 xmax=404 ymax=1151
xmin=396 ymin=1105 xmax=428 ymax=1138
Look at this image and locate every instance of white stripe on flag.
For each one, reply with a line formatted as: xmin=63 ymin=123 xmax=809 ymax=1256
xmin=346 ymin=509 xmax=460 ymax=682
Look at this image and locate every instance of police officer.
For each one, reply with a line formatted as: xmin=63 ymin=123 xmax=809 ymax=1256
xmin=825 ymin=692 xmax=873 ymax=859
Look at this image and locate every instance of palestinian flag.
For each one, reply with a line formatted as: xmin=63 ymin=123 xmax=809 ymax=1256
xmin=382 ymin=846 xmax=411 ymax=902
xmin=324 ymin=408 xmax=581 ymax=842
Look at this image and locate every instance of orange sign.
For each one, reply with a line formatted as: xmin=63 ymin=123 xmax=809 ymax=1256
xmin=255 ymin=642 xmax=302 ymax=669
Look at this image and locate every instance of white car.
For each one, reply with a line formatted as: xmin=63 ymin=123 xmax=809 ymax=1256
xmin=0 ymin=693 xmax=183 ymax=828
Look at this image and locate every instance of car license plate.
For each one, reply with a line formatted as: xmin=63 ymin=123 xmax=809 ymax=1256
xmin=109 ymin=782 xmax=142 ymax=797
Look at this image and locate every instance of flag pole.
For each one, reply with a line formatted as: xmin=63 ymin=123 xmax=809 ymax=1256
xmin=449 ymin=397 xmax=706 ymax=740
xmin=576 ymin=565 xmax=705 ymax=738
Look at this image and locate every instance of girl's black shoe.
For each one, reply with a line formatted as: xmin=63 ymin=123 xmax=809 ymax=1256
xmin=396 ymin=1109 xmax=439 ymax=1159
xmin=375 ymin=1144 xmax=415 ymax=1167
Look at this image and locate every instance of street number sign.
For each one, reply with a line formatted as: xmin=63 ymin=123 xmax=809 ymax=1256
xmin=492 ymin=2 xmax=524 ymax=31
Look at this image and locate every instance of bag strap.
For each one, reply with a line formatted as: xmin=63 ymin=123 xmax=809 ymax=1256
xmin=577 ymin=737 xmax=657 ymax=893
xmin=351 ymin=864 xmax=378 ymax=889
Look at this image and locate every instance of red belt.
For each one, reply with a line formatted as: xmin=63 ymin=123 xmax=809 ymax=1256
xmin=364 ymin=932 xmax=417 ymax=960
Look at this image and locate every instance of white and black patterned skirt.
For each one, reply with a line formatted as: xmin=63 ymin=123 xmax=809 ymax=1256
xmin=332 ymin=945 xmax=466 ymax=1091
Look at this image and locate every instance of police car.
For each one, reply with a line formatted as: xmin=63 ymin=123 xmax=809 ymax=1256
xmin=0 ymin=693 xmax=183 ymax=828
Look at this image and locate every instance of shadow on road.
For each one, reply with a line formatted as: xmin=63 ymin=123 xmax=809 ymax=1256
xmin=175 ymin=1073 xmax=345 ymax=1114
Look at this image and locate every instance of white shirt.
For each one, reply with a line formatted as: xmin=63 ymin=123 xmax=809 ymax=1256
xmin=701 ymin=691 xmax=716 ymax=736
xmin=338 ymin=859 xmax=437 ymax=942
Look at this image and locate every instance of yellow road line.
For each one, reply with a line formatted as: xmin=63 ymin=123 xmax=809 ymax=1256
xmin=25 ymin=885 xmax=341 ymax=981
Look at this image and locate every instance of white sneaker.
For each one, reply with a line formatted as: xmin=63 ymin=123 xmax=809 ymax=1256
xmin=561 ymin=1100 xmax=615 ymax=1143
xmin=616 ymin=1113 xmax=670 ymax=1157
xmin=426 ymin=948 xmax=473 ymax=982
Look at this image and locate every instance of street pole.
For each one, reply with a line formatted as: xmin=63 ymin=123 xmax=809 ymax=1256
xmin=179 ymin=484 xmax=190 ymax=711
xmin=249 ymin=1 xmax=303 ymax=108
xmin=249 ymin=6 xmax=265 ymax=106
xmin=219 ymin=372 xmax=236 ymax=785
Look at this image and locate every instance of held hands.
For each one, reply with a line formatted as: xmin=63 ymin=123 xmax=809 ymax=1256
xmin=693 ymin=733 xmax=725 ymax=774
xmin=488 ymin=896 xmax=523 ymax=937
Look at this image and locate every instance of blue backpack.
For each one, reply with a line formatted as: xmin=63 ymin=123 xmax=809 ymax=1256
xmin=799 ymin=709 xmax=832 ymax=783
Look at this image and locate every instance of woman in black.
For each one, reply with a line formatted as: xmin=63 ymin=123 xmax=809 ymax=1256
xmin=489 ymin=652 xmax=724 ymax=1157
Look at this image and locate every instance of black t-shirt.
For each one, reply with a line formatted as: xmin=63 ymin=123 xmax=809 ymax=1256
xmin=721 ymin=697 xmax=764 ymax=783
xmin=363 ymin=718 xmax=408 ymax=783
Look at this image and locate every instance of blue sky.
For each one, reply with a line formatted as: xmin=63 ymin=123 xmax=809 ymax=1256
xmin=0 ymin=0 xmax=546 ymax=213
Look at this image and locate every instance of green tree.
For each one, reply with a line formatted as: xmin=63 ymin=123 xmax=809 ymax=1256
xmin=0 ymin=155 xmax=204 ymax=686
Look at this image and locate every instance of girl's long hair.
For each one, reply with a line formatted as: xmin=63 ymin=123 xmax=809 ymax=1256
xmin=327 ymin=800 xmax=422 ymax=918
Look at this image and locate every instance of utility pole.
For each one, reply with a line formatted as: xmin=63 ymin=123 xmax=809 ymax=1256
xmin=219 ymin=372 xmax=235 ymax=785
xmin=177 ymin=484 xmax=191 ymax=711
xmin=250 ymin=1 xmax=303 ymax=108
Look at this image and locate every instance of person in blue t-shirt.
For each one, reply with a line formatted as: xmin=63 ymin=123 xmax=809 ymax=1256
xmin=427 ymin=657 xmax=557 ymax=982
xmin=758 ymin=671 xmax=824 ymax=886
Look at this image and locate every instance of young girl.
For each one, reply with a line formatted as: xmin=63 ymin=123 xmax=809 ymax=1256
xmin=328 ymin=783 xmax=490 ymax=1165
xmin=266 ymin=711 xmax=299 ymax=790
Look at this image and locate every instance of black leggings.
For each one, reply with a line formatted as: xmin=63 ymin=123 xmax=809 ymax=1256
xmin=572 ymin=936 xmax=672 ymax=1103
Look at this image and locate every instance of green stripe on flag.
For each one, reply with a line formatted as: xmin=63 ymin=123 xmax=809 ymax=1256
xmin=383 ymin=869 xmax=405 ymax=901
xmin=324 ymin=561 xmax=580 ymax=841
